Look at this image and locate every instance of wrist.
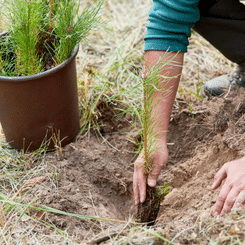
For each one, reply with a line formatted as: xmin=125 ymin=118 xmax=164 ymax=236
xmin=155 ymin=130 xmax=168 ymax=144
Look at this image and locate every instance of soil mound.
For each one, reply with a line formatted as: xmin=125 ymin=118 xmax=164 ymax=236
xmin=158 ymin=88 xmax=245 ymax=232
xmin=28 ymin=88 xmax=245 ymax=242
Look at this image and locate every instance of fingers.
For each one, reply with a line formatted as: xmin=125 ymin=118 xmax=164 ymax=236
xmin=214 ymin=188 xmax=245 ymax=217
xmin=213 ymin=179 xmax=232 ymax=216
xmin=220 ymin=188 xmax=240 ymax=216
xmin=133 ymin=162 xmax=146 ymax=206
xmin=212 ymin=164 xmax=227 ymax=190
xmin=233 ymin=190 xmax=245 ymax=210
xmin=148 ymin=163 xmax=164 ymax=187
xmin=139 ymin=176 xmax=146 ymax=204
xmin=212 ymin=158 xmax=245 ymax=216
xmin=133 ymin=171 xmax=140 ymax=206
xmin=148 ymin=150 xmax=168 ymax=187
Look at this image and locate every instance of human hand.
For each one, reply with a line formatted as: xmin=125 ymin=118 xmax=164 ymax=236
xmin=133 ymin=140 xmax=168 ymax=206
xmin=212 ymin=157 xmax=245 ymax=217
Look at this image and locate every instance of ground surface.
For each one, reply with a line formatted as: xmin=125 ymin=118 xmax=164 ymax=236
xmin=2 ymin=0 xmax=245 ymax=244
xmin=25 ymin=87 xmax=245 ymax=243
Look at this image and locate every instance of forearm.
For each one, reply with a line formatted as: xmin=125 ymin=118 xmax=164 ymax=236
xmin=144 ymin=50 xmax=184 ymax=142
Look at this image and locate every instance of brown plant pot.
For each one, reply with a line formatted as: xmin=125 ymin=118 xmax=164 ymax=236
xmin=0 ymin=32 xmax=80 ymax=151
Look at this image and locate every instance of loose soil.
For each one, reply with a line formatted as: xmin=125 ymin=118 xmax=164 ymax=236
xmin=27 ymin=87 xmax=245 ymax=243
xmin=136 ymin=185 xmax=161 ymax=226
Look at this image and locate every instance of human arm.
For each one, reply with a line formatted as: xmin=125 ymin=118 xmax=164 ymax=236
xmin=133 ymin=0 xmax=200 ymax=206
xmin=133 ymin=50 xmax=184 ymax=205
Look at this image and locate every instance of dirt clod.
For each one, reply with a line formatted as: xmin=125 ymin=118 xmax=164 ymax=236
xmin=136 ymin=185 xmax=161 ymax=226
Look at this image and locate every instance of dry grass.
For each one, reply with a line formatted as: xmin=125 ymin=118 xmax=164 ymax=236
xmin=182 ymin=31 xmax=235 ymax=86
xmin=93 ymin=207 xmax=245 ymax=244
xmin=0 ymin=0 xmax=8 ymax=33
xmin=0 ymin=0 xmax=245 ymax=244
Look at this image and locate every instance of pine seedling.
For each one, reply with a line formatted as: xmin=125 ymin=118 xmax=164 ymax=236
xmin=52 ymin=0 xmax=103 ymax=64
xmin=139 ymin=53 xmax=177 ymax=176
xmin=136 ymin=52 xmax=179 ymax=224
xmin=1 ymin=0 xmax=103 ymax=76
xmin=6 ymin=0 xmax=49 ymax=76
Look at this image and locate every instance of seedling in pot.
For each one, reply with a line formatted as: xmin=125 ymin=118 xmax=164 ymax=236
xmin=0 ymin=0 xmax=103 ymax=76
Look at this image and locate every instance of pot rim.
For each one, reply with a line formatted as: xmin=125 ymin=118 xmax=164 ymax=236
xmin=0 ymin=31 xmax=79 ymax=82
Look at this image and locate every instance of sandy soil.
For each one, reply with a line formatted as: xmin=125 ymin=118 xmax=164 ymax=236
xmin=26 ymin=87 xmax=245 ymax=243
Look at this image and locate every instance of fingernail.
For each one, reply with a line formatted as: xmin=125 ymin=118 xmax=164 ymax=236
xmin=140 ymin=197 xmax=143 ymax=203
xmin=148 ymin=179 xmax=156 ymax=186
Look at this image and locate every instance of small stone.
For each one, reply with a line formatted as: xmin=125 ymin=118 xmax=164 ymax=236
xmin=211 ymin=195 xmax=217 ymax=204
xmin=207 ymin=170 xmax=216 ymax=180
xmin=213 ymin=146 xmax=219 ymax=154
xmin=191 ymin=232 xmax=197 ymax=239
xmin=125 ymin=113 xmax=132 ymax=121
xmin=117 ymin=124 xmax=123 ymax=129
xmin=60 ymin=199 xmax=66 ymax=204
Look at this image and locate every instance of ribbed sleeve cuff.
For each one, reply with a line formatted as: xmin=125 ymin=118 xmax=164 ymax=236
xmin=143 ymin=0 xmax=200 ymax=53
xmin=144 ymin=38 xmax=188 ymax=52
xmin=144 ymin=23 xmax=191 ymax=52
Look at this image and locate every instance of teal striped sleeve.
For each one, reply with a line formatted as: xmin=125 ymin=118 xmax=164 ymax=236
xmin=144 ymin=0 xmax=200 ymax=52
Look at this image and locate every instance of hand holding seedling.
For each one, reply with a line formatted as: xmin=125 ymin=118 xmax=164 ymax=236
xmin=133 ymin=51 xmax=183 ymax=206
xmin=133 ymin=139 xmax=168 ymax=205
xmin=212 ymin=156 xmax=245 ymax=217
